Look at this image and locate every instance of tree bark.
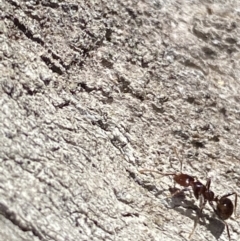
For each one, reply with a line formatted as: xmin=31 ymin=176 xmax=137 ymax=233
xmin=1 ymin=1 xmax=240 ymax=240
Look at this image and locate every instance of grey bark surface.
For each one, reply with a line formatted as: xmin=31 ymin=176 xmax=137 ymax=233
xmin=1 ymin=0 xmax=240 ymax=241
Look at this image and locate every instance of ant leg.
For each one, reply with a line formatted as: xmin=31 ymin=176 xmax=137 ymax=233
xmin=209 ymin=201 xmax=216 ymax=213
xmin=189 ymin=216 xmax=199 ymax=239
xmin=199 ymin=197 xmax=207 ymax=214
xmin=169 ymin=187 xmax=187 ymax=198
xmin=223 ymin=220 xmax=231 ymax=241
xmin=189 ymin=197 xmax=207 ymax=239
xmin=205 ymin=178 xmax=211 ymax=190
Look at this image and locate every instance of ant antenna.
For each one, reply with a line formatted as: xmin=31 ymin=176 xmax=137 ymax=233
xmin=139 ymin=169 xmax=176 ymax=176
xmin=234 ymin=193 xmax=238 ymax=217
xmin=173 ymin=147 xmax=183 ymax=172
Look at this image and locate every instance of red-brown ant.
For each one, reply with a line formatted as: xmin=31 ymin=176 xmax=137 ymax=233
xmin=139 ymin=149 xmax=238 ymax=240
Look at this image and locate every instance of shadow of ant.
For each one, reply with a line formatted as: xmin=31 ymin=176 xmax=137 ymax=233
xmin=156 ymin=187 xmax=225 ymax=240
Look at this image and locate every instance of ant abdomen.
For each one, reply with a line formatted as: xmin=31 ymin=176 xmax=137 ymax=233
xmin=216 ymin=197 xmax=234 ymax=220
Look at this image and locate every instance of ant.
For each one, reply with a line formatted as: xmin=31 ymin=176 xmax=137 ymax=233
xmin=139 ymin=148 xmax=238 ymax=240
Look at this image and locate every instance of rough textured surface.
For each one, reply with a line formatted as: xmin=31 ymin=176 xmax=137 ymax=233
xmin=1 ymin=0 xmax=240 ymax=241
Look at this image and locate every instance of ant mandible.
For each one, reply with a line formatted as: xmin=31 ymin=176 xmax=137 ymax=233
xmin=139 ymin=148 xmax=238 ymax=240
